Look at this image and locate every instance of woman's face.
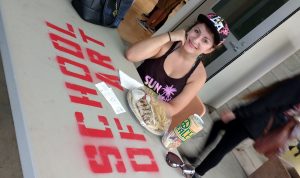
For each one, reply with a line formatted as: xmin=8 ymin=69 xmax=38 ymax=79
xmin=184 ymin=23 xmax=215 ymax=55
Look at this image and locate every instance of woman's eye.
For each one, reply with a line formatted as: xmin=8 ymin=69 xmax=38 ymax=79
xmin=194 ymin=29 xmax=200 ymax=33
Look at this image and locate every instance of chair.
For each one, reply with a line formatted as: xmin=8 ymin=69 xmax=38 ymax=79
xmin=169 ymin=96 xmax=206 ymax=131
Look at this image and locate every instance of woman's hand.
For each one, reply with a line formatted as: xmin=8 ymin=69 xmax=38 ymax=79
xmin=220 ymin=110 xmax=236 ymax=123
xmin=169 ymin=30 xmax=186 ymax=45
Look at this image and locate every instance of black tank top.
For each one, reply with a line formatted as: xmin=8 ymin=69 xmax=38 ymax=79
xmin=137 ymin=42 xmax=202 ymax=102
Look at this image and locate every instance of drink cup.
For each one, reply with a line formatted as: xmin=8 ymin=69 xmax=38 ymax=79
xmin=162 ymin=114 xmax=204 ymax=150
xmin=162 ymin=130 xmax=182 ymax=150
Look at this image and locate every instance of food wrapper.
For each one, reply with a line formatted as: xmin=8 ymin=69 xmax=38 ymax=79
xmin=127 ymin=87 xmax=171 ymax=135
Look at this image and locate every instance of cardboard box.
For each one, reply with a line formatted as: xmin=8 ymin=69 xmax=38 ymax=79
xmin=249 ymin=156 xmax=300 ymax=178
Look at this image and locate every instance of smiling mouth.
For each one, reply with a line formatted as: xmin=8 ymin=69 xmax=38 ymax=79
xmin=188 ymin=39 xmax=198 ymax=49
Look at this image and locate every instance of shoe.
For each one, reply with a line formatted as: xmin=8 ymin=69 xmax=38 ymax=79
xmin=289 ymin=145 xmax=295 ymax=150
xmin=184 ymin=155 xmax=199 ymax=165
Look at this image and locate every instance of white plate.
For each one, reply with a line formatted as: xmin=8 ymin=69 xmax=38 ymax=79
xmin=127 ymin=88 xmax=166 ymax=136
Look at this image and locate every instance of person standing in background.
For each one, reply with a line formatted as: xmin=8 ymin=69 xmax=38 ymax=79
xmin=187 ymin=74 xmax=300 ymax=178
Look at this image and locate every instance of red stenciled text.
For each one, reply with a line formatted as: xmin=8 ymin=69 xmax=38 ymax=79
xmin=46 ymin=21 xmax=159 ymax=174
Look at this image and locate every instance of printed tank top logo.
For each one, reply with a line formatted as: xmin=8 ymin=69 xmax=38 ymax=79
xmin=144 ymin=75 xmax=177 ymax=102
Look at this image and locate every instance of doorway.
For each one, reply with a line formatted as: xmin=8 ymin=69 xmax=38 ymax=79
xmin=174 ymin=0 xmax=300 ymax=79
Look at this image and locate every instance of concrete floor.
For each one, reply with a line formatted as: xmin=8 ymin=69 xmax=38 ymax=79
xmin=0 ymin=55 xmax=246 ymax=178
xmin=0 ymin=56 xmax=23 ymax=178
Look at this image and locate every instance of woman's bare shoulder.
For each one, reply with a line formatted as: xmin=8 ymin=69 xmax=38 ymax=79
xmin=152 ymin=42 xmax=173 ymax=58
xmin=188 ymin=62 xmax=207 ymax=84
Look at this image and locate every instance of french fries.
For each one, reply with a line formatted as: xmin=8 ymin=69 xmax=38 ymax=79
xmin=127 ymin=87 xmax=171 ymax=135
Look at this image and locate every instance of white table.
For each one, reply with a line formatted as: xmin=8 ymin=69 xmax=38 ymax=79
xmin=0 ymin=0 xmax=184 ymax=178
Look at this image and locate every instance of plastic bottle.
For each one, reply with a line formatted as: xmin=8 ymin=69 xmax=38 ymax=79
xmin=162 ymin=114 xmax=204 ymax=150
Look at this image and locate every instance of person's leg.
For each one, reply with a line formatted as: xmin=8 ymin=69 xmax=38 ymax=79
xmin=203 ymin=120 xmax=227 ymax=148
xmin=185 ymin=120 xmax=226 ymax=164
xmin=195 ymin=120 xmax=249 ymax=176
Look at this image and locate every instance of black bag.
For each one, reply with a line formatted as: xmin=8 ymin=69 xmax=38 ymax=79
xmin=72 ymin=0 xmax=133 ymax=28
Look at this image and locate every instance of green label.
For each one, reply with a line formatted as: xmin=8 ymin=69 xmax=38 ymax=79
xmin=174 ymin=119 xmax=195 ymax=141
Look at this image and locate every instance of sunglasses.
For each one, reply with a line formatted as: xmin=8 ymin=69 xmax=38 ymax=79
xmin=166 ymin=152 xmax=195 ymax=177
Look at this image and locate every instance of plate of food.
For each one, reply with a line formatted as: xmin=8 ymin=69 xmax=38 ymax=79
xmin=127 ymin=87 xmax=171 ymax=135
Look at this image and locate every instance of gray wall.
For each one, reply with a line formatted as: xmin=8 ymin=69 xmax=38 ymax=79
xmin=217 ymin=49 xmax=300 ymax=114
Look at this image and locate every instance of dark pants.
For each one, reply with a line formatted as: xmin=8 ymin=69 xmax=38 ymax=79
xmin=195 ymin=119 xmax=249 ymax=176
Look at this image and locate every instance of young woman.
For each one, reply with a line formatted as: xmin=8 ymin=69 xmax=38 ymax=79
xmin=126 ymin=13 xmax=229 ymax=117
xmin=189 ymin=74 xmax=300 ymax=178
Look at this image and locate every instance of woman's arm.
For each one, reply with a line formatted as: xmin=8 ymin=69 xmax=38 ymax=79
xmin=161 ymin=64 xmax=207 ymax=117
xmin=125 ymin=30 xmax=186 ymax=62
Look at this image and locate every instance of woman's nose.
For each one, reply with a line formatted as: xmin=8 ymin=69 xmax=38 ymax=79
xmin=192 ymin=35 xmax=202 ymax=44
